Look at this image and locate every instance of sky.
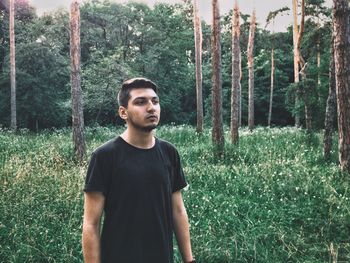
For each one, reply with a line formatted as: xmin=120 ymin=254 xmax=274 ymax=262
xmin=29 ymin=0 xmax=332 ymax=32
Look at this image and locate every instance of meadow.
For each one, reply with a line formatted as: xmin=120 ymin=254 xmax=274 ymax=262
xmin=0 ymin=125 xmax=349 ymax=263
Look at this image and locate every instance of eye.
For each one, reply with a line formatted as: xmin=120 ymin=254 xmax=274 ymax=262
xmin=152 ymin=98 xmax=159 ymax=105
xmin=134 ymin=99 xmax=146 ymax=105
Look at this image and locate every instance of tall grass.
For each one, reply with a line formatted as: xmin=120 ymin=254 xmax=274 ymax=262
xmin=0 ymin=126 xmax=349 ymax=262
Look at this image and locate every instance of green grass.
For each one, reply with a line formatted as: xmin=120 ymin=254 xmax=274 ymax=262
xmin=0 ymin=126 xmax=349 ymax=262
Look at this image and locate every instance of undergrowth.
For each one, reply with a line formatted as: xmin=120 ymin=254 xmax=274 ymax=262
xmin=0 ymin=126 xmax=349 ymax=262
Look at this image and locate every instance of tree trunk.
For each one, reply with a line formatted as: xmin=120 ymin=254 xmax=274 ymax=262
xmin=333 ymin=0 xmax=350 ymax=173
xmin=302 ymin=75 xmax=313 ymax=132
xmin=292 ymin=0 xmax=300 ymax=127
xmin=1 ymin=13 xmax=5 ymax=74
xmin=70 ymin=1 xmax=85 ymax=163
xmin=193 ymin=0 xmax=203 ymax=134
xmin=230 ymin=1 xmax=240 ymax=144
xmin=316 ymin=12 xmax=322 ymax=86
xmin=324 ymin=35 xmax=336 ymax=161
xmin=298 ymin=0 xmax=311 ymax=131
xmin=9 ymin=0 xmax=16 ymax=131
xmin=247 ymin=9 xmax=256 ymax=132
xmin=317 ymin=31 xmax=321 ymax=85
xmin=299 ymin=61 xmax=313 ymax=132
xmin=211 ymin=0 xmax=224 ymax=156
xmin=268 ymin=46 xmax=274 ymax=127
xmin=292 ymin=0 xmax=306 ymax=128
xmin=239 ymin=52 xmax=242 ymax=128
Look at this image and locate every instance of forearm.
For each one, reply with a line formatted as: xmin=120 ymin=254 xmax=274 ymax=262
xmin=173 ymin=210 xmax=193 ymax=262
xmin=82 ymin=224 xmax=101 ymax=263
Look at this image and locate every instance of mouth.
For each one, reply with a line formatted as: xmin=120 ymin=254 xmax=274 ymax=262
xmin=146 ymin=115 xmax=158 ymax=121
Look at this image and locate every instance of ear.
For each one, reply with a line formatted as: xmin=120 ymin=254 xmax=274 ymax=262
xmin=118 ymin=106 xmax=128 ymax=120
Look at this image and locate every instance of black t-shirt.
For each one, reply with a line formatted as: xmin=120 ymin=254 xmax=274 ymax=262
xmin=84 ymin=136 xmax=187 ymax=263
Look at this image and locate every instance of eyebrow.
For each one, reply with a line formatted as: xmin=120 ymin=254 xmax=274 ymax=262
xmin=132 ymin=96 xmax=159 ymax=101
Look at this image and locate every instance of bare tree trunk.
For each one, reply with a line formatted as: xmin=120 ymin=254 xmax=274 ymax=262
xmin=1 ymin=12 xmax=5 ymax=74
xmin=317 ymin=35 xmax=321 ymax=85
xmin=193 ymin=0 xmax=203 ymax=134
xmin=247 ymin=9 xmax=256 ymax=132
xmin=333 ymin=0 xmax=350 ymax=173
xmin=302 ymin=74 xmax=313 ymax=132
xmin=298 ymin=1 xmax=312 ymax=131
xmin=211 ymin=0 xmax=224 ymax=156
xmin=70 ymin=1 xmax=85 ymax=163
xmin=292 ymin=0 xmax=306 ymax=128
xmin=268 ymin=46 xmax=274 ymax=127
xmin=267 ymin=15 xmax=276 ymax=128
xmin=299 ymin=61 xmax=313 ymax=132
xmin=324 ymin=35 xmax=336 ymax=161
xmin=316 ymin=12 xmax=321 ymax=86
xmin=239 ymin=52 xmax=242 ymax=128
xmin=292 ymin=0 xmax=300 ymax=127
xmin=231 ymin=0 xmax=240 ymax=144
xmin=9 ymin=0 xmax=16 ymax=131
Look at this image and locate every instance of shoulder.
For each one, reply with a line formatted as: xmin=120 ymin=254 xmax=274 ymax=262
xmin=157 ymin=138 xmax=178 ymax=153
xmin=157 ymin=138 xmax=181 ymax=162
xmin=92 ymin=137 xmax=121 ymax=157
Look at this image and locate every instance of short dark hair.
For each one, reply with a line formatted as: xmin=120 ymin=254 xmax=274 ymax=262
xmin=117 ymin=77 xmax=158 ymax=107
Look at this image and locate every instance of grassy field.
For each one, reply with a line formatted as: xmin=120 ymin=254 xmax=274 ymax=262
xmin=0 ymin=126 xmax=349 ymax=262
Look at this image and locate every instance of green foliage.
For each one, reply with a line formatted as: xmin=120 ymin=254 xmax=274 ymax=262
xmin=1 ymin=126 xmax=349 ymax=262
xmin=79 ymin=0 xmax=196 ymax=125
xmin=82 ymin=48 xmax=134 ymax=125
xmin=0 ymin=43 xmax=70 ymax=130
xmin=0 ymin=0 xmax=333 ymax=130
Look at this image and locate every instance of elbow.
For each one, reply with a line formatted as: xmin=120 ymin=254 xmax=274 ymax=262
xmin=173 ymin=206 xmax=188 ymax=219
xmin=82 ymin=218 xmax=101 ymax=238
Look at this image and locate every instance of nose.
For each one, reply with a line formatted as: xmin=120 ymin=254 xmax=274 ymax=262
xmin=146 ymin=100 xmax=156 ymax=112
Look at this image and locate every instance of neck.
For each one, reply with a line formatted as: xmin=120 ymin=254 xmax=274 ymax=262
xmin=121 ymin=127 xmax=155 ymax=149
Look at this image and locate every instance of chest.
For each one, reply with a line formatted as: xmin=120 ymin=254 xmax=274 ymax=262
xmin=111 ymin=148 xmax=173 ymax=192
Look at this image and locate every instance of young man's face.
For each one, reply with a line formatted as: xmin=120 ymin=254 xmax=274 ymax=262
xmin=120 ymin=88 xmax=161 ymax=132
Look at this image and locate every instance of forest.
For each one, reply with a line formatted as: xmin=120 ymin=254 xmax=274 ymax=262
xmin=0 ymin=0 xmax=333 ymax=130
xmin=1 ymin=0 xmax=350 ymax=262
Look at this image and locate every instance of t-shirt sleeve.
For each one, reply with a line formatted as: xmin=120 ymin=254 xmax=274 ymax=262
xmin=172 ymin=148 xmax=187 ymax=192
xmin=84 ymin=152 xmax=109 ymax=195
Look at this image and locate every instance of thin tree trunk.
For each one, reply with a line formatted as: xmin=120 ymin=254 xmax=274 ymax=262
xmin=9 ymin=0 xmax=16 ymax=131
xmin=211 ymin=0 xmax=224 ymax=156
xmin=239 ymin=52 xmax=242 ymax=127
xmin=70 ymin=1 xmax=85 ymax=162
xmin=231 ymin=0 xmax=240 ymax=144
xmin=317 ymin=38 xmax=321 ymax=86
xmin=333 ymin=0 xmax=350 ymax=173
xmin=292 ymin=0 xmax=300 ymax=127
xmin=302 ymin=74 xmax=313 ymax=132
xmin=268 ymin=47 xmax=274 ymax=127
xmin=317 ymin=13 xmax=321 ymax=86
xmin=299 ymin=61 xmax=313 ymax=132
xmin=193 ymin=0 xmax=203 ymax=133
xmin=324 ymin=35 xmax=336 ymax=161
xmin=292 ymin=0 xmax=306 ymax=128
xmin=298 ymin=5 xmax=312 ymax=131
xmin=298 ymin=0 xmax=311 ymax=131
xmin=247 ymin=9 xmax=256 ymax=132
xmin=1 ymin=16 xmax=5 ymax=74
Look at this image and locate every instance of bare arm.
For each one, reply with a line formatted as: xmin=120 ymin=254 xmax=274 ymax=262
xmin=82 ymin=191 xmax=105 ymax=263
xmin=172 ymin=190 xmax=194 ymax=262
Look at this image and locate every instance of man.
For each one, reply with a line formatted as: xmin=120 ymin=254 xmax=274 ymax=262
xmin=82 ymin=77 xmax=196 ymax=263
